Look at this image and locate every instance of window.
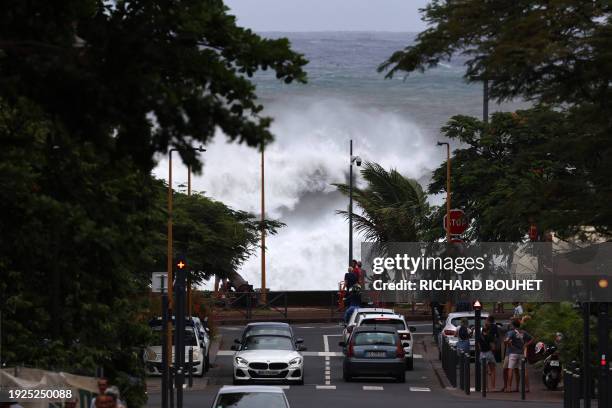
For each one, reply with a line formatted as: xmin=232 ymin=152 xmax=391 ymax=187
xmin=215 ymin=392 xmax=287 ymax=408
xmin=353 ymin=332 xmax=396 ymax=346
xmin=360 ymin=319 xmax=406 ymax=331
xmin=243 ymin=336 xmax=294 ymax=351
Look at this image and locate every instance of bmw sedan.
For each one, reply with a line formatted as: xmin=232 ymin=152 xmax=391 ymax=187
xmin=211 ymin=386 xmax=290 ymax=408
xmin=232 ymin=334 xmax=305 ymax=385
xmin=340 ymin=326 xmax=406 ymax=382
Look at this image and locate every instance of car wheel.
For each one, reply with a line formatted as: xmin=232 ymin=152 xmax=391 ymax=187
xmin=406 ymin=357 xmax=414 ymax=371
xmin=396 ymin=372 xmax=406 ymax=383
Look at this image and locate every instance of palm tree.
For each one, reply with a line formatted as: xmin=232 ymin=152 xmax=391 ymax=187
xmin=334 ymin=162 xmax=430 ymax=243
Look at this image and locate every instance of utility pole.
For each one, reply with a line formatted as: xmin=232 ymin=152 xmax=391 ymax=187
xmin=261 ymin=142 xmax=267 ymax=304
xmin=437 ymin=142 xmax=451 ymax=242
xmin=348 ymin=140 xmax=361 ymax=265
xmin=483 ymin=78 xmax=489 ymax=124
xmin=187 ymin=165 xmax=192 ymax=318
xmin=584 ymin=302 xmax=591 ymax=408
xmin=349 ymin=139 xmax=353 ymax=265
xmin=598 ymin=302 xmax=609 ymax=408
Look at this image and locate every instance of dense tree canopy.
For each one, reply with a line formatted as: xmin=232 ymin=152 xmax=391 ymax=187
xmin=0 ymin=2 xmax=305 ymax=406
xmin=381 ymin=0 xmax=612 ymax=239
xmin=0 ymin=0 xmax=307 ymax=171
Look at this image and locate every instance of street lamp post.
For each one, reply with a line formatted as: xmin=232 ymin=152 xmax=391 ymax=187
xmin=166 ymin=146 xmax=205 ymax=375
xmin=261 ymin=142 xmax=267 ymax=304
xmin=348 ymin=140 xmax=361 ymax=265
xmin=437 ymin=142 xmax=451 ymax=242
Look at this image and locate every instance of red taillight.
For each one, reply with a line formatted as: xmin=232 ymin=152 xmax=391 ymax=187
xmin=347 ymin=343 xmax=354 ymax=358
xmin=444 ymin=329 xmax=456 ymax=336
xmin=396 ymin=342 xmax=405 ymax=358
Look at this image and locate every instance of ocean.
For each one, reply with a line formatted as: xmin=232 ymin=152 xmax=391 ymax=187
xmin=154 ymin=32 xmax=524 ymax=290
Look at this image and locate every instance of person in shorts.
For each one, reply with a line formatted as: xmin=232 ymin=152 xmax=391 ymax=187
xmin=504 ymin=319 xmax=532 ymax=392
xmin=478 ymin=320 xmax=497 ymax=390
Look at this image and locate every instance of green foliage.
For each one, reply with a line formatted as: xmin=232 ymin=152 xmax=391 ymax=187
xmin=334 ymin=162 xmax=431 ymax=242
xmin=0 ymin=0 xmax=307 ymax=172
xmin=153 ymin=181 xmax=284 ymax=283
xmin=0 ymin=2 xmax=304 ymax=406
xmin=521 ymin=303 xmax=582 ymax=364
xmin=428 ymin=108 xmax=609 ymax=241
xmin=381 ymin=0 xmax=612 ymax=239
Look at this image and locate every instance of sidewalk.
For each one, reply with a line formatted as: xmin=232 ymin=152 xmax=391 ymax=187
xmin=421 ymin=334 xmax=564 ymax=404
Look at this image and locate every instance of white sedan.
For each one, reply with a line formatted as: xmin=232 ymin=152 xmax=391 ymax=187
xmin=232 ymin=335 xmax=304 ymax=385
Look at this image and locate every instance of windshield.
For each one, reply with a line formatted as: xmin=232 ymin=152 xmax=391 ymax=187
xmin=360 ymin=319 xmax=406 ymax=331
xmin=353 ymin=332 xmax=396 ymax=346
xmin=151 ymin=327 xmax=198 ymax=346
xmin=244 ymin=327 xmax=291 ymax=338
xmin=214 ymin=392 xmax=287 ymax=408
xmin=450 ymin=317 xmax=487 ymax=328
xmin=242 ymin=335 xmax=294 ymax=351
xmin=356 ymin=311 xmax=392 ymax=322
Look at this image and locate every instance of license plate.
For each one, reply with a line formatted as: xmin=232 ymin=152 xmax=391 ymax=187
xmin=549 ymin=360 xmax=560 ymax=367
xmin=256 ymin=370 xmax=280 ymax=375
xmin=366 ymin=351 xmax=386 ymax=358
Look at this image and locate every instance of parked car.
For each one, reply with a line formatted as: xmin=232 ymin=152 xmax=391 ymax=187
xmin=210 ymin=385 xmax=290 ymax=408
xmin=144 ymin=318 xmax=207 ymax=377
xmin=339 ymin=326 xmax=406 ymax=382
xmin=355 ymin=313 xmax=416 ymax=370
xmin=437 ymin=311 xmax=489 ymax=355
xmin=231 ymin=323 xmax=306 ymax=385
xmin=341 ymin=307 xmax=395 ymax=343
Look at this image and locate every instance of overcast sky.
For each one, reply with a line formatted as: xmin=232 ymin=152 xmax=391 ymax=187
xmin=224 ymin=0 xmax=430 ymax=32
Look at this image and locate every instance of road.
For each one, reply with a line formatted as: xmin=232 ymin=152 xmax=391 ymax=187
xmin=146 ymin=322 xmax=561 ymax=408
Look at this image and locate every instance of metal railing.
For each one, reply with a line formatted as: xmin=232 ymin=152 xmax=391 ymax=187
xmin=440 ymin=338 xmax=457 ymax=387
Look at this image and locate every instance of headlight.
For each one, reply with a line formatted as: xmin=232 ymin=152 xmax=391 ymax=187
xmin=235 ymin=356 xmax=249 ymax=366
xmin=288 ymin=357 xmax=302 ymax=367
xmin=192 ymin=349 xmax=201 ymax=360
xmin=145 ymin=349 xmax=158 ymax=361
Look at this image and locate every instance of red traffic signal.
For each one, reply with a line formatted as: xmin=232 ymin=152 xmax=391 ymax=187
xmin=177 ymin=260 xmax=186 ymax=269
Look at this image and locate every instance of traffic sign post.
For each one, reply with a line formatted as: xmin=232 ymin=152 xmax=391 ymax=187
xmin=444 ymin=209 xmax=468 ymax=235
xmin=474 ymin=300 xmax=482 ymax=393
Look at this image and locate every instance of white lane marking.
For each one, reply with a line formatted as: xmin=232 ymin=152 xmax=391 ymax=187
xmin=316 ymin=385 xmax=336 ymax=390
xmin=325 ymin=375 xmax=331 ymax=381
xmin=297 ymin=326 xmax=315 ymax=329
xmin=409 ymin=387 xmax=431 ymax=392
xmin=413 ymin=354 xmax=423 ymax=359
xmin=363 ymin=386 xmax=384 ymax=391
xmin=279 ymin=385 xmax=291 ymax=390
xmin=323 ymin=335 xmax=333 ymax=385
xmin=325 ymin=361 xmax=330 ymax=366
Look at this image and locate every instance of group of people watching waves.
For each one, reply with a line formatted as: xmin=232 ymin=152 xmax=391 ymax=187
xmin=343 ymin=259 xmax=365 ymax=323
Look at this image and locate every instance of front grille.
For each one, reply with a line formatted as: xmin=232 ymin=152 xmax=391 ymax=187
xmin=249 ymin=362 xmax=268 ymax=370
xmin=269 ymin=362 xmax=288 ymax=370
xmin=248 ymin=369 xmax=289 ymax=379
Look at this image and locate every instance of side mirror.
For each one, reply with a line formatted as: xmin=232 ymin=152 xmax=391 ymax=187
xmin=295 ymin=338 xmax=304 ymax=344
xmin=204 ymin=327 xmax=210 ymax=333
xmin=409 ymin=326 xmax=417 ymax=332
xmin=234 ymin=338 xmax=241 ymax=344
xmin=297 ymin=345 xmax=307 ymax=351
xmin=230 ymin=345 xmax=237 ymax=351
xmin=338 ymin=341 xmax=346 ymax=347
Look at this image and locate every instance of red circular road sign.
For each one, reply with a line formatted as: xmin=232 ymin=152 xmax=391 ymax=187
xmin=444 ymin=209 xmax=468 ymax=235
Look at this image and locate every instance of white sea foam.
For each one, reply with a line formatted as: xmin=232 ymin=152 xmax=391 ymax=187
xmin=155 ymin=96 xmax=440 ymax=290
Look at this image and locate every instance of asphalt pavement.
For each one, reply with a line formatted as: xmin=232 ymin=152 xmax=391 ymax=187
xmin=146 ymin=322 xmax=562 ymax=408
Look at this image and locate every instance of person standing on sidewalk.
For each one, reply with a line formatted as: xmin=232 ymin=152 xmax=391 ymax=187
xmin=478 ymin=320 xmax=497 ymax=390
xmin=504 ymin=318 xmax=532 ymax=392
xmin=456 ymin=318 xmax=471 ymax=355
